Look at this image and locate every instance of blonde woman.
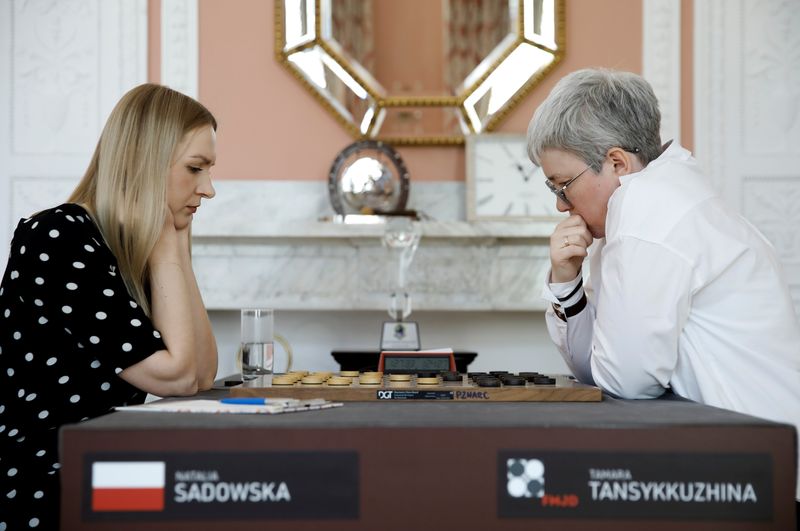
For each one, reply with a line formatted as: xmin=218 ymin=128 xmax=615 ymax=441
xmin=0 ymin=84 xmax=219 ymax=529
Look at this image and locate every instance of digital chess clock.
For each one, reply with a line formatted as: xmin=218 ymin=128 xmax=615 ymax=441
xmin=377 ymin=350 xmax=456 ymax=374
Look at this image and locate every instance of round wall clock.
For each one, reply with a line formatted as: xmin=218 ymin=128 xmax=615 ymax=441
xmin=465 ymin=134 xmax=563 ymax=221
xmin=328 ymin=140 xmax=410 ymax=216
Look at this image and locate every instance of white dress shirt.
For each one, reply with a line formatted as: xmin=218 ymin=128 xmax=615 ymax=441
xmin=542 ymin=142 xmax=800 ymax=500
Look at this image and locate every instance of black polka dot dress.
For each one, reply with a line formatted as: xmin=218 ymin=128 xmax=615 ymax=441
xmin=0 ymin=204 xmax=166 ymax=530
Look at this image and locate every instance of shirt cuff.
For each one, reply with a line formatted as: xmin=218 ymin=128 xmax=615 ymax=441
xmin=542 ymin=271 xmax=586 ymax=321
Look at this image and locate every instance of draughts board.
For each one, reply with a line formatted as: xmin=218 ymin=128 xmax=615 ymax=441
xmin=229 ymin=371 xmax=602 ymax=402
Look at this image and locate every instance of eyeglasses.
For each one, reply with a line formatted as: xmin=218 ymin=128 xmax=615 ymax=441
xmin=544 ymin=166 xmax=591 ymax=208
xmin=544 ymin=147 xmax=640 ymax=207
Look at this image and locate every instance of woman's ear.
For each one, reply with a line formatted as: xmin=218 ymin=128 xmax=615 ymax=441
xmin=607 ymin=147 xmax=633 ymax=176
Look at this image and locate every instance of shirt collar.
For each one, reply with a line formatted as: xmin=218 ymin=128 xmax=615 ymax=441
xmin=618 ymin=140 xmax=688 ymax=186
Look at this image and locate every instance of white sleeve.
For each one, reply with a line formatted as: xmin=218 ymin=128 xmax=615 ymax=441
xmin=589 ymin=236 xmax=691 ymax=399
xmin=542 ymin=274 xmax=596 ymax=385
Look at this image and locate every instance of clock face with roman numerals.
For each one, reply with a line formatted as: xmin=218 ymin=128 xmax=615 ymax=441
xmin=466 ymin=134 xmax=563 ymax=221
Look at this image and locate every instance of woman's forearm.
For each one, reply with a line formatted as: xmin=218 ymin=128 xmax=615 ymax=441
xmin=177 ymin=230 xmax=218 ymax=389
xmin=182 ymin=256 xmax=218 ymax=389
xmin=148 ymin=261 xmax=199 ymax=386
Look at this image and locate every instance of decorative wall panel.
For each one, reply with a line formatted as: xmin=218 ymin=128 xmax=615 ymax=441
xmin=0 ymin=0 xmax=147 ymax=268
xmin=161 ymin=0 xmax=198 ymax=98
xmin=742 ymin=177 xmax=800 ymax=265
xmin=643 ymin=0 xmax=681 ymax=144
xmin=695 ymin=0 xmax=800 ymax=313
xmin=12 ymin=0 xmax=99 ymax=155
xmin=742 ymin=0 xmax=800 ymax=154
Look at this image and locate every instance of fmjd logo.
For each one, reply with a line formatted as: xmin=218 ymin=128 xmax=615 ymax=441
xmin=506 ymin=458 xmax=545 ymax=498
xmin=505 ymin=457 xmax=579 ymax=509
xmin=499 ymin=451 xmax=772 ymax=520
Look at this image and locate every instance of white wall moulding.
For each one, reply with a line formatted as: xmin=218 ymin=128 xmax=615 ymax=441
xmin=161 ymin=0 xmax=198 ymax=98
xmin=741 ymin=1 xmax=800 ymax=155
xmin=692 ymin=0 xmax=724 ymax=190
xmin=643 ymin=0 xmax=681 ymax=145
xmin=741 ymin=175 xmax=800 ymax=315
xmin=0 ymin=0 xmax=11 ymax=268
xmin=13 ymin=1 xmax=100 ymax=156
xmin=694 ymin=0 xmax=800 ymax=314
xmin=0 ymin=0 xmax=148 ymax=269
xmin=742 ymin=176 xmax=800 ymax=266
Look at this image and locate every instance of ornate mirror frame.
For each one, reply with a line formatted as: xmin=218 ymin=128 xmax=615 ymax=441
xmin=276 ymin=0 xmax=565 ymax=146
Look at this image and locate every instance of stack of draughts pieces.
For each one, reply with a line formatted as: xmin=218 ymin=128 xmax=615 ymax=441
xmin=271 ymin=370 xmax=390 ymax=387
xmin=466 ymin=371 xmax=557 ymax=387
xmin=271 ymin=371 xmax=451 ymax=386
xmin=270 ymin=370 xmax=558 ymax=387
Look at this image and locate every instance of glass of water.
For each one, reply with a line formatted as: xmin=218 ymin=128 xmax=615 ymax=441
xmin=240 ymin=308 xmax=274 ymax=380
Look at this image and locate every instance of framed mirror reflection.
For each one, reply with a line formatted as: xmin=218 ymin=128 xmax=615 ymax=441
xmin=276 ymin=0 xmax=565 ymax=145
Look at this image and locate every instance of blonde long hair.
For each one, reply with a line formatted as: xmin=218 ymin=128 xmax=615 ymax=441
xmin=69 ymin=84 xmax=217 ymax=316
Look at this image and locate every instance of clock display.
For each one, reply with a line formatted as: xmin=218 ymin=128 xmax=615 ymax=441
xmin=378 ymin=350 xmax=456 ymax=374
xmin=466 ymin=134 xmax=564 ymax=220
xmin=383 ymin=356 xmax=452 ymax=373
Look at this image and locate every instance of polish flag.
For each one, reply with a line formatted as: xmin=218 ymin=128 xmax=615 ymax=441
xmin=91 ymin=461 xmax=166 ymax=512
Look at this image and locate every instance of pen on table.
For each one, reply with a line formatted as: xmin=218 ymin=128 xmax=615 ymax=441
xmin=220 ymin=397 xmax=296 ymax=405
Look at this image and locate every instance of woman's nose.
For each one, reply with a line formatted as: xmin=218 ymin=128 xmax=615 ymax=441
xmin=198 ymin=174 xmax=216 ymax=199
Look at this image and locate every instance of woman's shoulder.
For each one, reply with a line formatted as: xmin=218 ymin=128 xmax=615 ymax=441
xmin=13 ymin=203 xmax=99 ymax=245
xmin=27 ymin=203 xmax=91 ymax=223
xmin=17 ymin=203 xmax=94 ymax=231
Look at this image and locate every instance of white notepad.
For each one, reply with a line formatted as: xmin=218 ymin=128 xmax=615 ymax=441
xmin=115 ymin=399 xmax=342 ymax=415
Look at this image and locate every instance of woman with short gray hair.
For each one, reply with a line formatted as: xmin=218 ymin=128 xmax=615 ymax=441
xmin=527 ymin=68 xmax=662 ymax=173
xmin=528 ymin=68 xmax=800 ymax=503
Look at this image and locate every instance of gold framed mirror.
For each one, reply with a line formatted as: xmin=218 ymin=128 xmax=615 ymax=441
xmin=276 ymin=0 xmax=565 ymax=145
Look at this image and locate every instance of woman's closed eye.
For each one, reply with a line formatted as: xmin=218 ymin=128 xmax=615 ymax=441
xmin=187 ymin=165 xmax=203 ymax=174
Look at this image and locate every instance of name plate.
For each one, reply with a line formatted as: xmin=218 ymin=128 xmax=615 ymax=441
xmin=84 ymin=451 xmax=359 ymax=521
xmin=497 ymin=451 xmax=772 ymax=521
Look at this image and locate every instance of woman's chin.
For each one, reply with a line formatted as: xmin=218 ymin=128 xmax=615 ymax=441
xmin=172 ymin=215 xmax=191 ymax=231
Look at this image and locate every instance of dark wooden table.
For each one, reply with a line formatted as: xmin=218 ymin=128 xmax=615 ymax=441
xmin=60 ymin=390 xmax=797 ymax=530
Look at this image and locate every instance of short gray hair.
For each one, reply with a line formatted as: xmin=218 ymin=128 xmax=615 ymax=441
xmin=526 ymin=68 xmax=662 ymax=172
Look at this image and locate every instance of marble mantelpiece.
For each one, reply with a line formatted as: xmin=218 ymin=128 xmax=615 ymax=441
xmin=191 ymin=222 xmax=554 ymax=311
xmin=189 ymin=181 xmax=558 ymax=311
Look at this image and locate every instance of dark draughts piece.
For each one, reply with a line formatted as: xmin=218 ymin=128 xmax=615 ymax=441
xmin=441 ymin=372 xmax=462 ymax=382
xmin=500 ymin=376 xmax=526 ymax=386
xmin=477 ymin=378 xmax=502 ymax=388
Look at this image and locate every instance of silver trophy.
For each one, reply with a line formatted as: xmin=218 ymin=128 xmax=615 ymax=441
xmin=380 ymin=217 xmax=422 ymax=350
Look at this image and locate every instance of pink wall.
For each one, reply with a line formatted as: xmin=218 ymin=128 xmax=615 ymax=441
xmin=147 ymin=1 xmax=690 ymax=183
xmin=680 ymin=0 xmax=694 ymax=150
xmin=147 ymin=0 xmax=161 ymax=83
xmin=373 ymin=0 xmax=445 ymax=94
